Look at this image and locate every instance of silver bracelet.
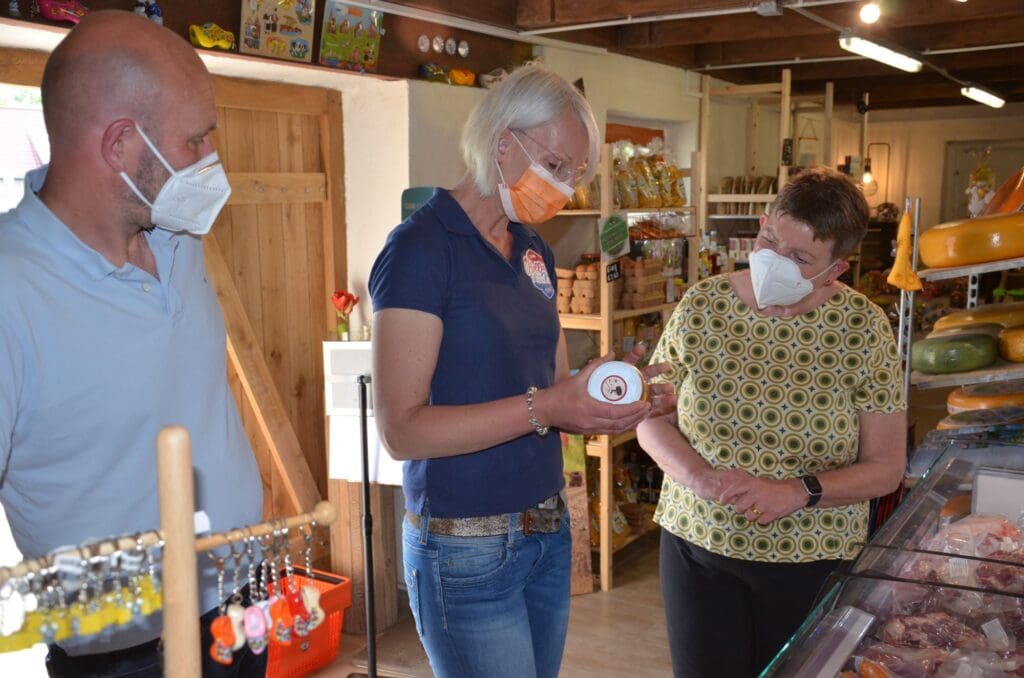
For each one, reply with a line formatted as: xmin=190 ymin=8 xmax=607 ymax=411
xmin=526 ymin=386 xmax=549 ymax=436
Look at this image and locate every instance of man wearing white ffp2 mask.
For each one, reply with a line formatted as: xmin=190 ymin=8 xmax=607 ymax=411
xmin=119 ymin=123 xmax=231 ymax=235
xmin=0 ymin=11 xmax=265 ymax=676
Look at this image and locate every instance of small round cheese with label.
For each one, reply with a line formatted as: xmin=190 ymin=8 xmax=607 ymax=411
xmin=587 ymin=361 xmax=647 ymax=404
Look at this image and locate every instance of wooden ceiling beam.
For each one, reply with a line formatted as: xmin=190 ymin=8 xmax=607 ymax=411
xmin=859 ymin=15 xmax=1024 ymax=52
xmin=691 ymin=15 xmax=1024 ymax=68
xmin=516 ymin=0 xmax=751 ymax=30
xmin=617 ymin=13 xmax=827 ymax=49
xmin=796 ymin=0 xmax=1024 ymax=36
xmin=694 ymin=34 xmax=845 ymax=66
xmin=386 ymin=0 xmax=519 ymax=27
xmin=802 ymin=81 xmax=1024 ymax=108
xmin=726 ymin=47 xmax=1024 ymax=83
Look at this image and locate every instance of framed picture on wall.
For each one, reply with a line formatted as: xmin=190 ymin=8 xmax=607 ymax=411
xmin=239 ymin=0 xmax=317 ymax=63
xmin=319 ymin=2 xmax=384 ymax=73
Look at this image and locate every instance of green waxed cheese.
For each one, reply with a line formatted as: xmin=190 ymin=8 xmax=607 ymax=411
xmin=911 ymin=333 xmax=998 ymax=374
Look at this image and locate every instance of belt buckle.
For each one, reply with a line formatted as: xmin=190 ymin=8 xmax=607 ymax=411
xmin=523 ymin=510 xmax=533 ymax=536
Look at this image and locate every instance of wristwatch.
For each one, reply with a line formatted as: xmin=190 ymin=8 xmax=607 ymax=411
xmin=800 ymin=475 xmax=823 ymax=507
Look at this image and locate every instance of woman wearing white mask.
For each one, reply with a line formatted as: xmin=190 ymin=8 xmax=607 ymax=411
xmin=638 ymin=167 xmax=907 ymax=678
xmin=369 ymin=65 xmax=673 ymax=678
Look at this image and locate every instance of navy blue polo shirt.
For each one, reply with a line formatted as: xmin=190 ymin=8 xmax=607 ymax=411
xmin=369 ymin=189 xmax=564 ymax=518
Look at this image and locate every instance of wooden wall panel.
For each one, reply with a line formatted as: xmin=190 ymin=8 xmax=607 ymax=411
xmin=213 ymin=88 xmax=332 ymax=499
xmin=328 ymin=479 xmax=399 ymax=635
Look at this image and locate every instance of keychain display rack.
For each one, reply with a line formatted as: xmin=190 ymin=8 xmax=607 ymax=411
xmin=0 ymin=425 xmax=342 ymax=678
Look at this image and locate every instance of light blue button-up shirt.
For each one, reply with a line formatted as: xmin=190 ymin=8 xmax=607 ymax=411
xmin=0 ymin=167 xmax=263 ymax=654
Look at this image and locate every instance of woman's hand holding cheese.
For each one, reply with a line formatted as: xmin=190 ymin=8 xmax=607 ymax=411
xmin=532 ymin=345 xmax=675 ymax=436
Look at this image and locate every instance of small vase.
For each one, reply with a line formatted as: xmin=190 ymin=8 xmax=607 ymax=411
xmin=336 ymin=323 xmax=349 ymax=341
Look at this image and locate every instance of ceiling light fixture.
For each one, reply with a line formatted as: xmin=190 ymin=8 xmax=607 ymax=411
xmin=838 ymin=33 xmax=923 ymax=73
xmin=859 ymin=2 xmax=880 ymax=24
xmin=960 ymin=83 xmax=1006 ymax=108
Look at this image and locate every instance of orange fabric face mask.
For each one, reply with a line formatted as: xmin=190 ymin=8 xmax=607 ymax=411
xmin=497 ymin=133 xmax=575 ymax=225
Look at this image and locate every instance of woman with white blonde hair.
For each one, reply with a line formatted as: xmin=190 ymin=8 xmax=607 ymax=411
xmin=369 ymin=65 xmax=673 ymax=677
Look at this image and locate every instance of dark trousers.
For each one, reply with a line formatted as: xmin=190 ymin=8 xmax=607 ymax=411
xmin=47 ymin=585 xmax=268 ymax=678
xmin=660 ymin=530 xmax=844 ymax=678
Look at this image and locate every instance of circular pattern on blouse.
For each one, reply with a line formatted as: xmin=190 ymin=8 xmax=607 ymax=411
xmin=652 ymin=276 xmax=906 ymax=563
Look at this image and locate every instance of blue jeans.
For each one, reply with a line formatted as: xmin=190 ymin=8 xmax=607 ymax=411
xmin=402 ymin=511 xmax=571 ymax=678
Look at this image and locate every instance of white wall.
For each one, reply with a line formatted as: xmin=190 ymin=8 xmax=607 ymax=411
xmin=540 ymin=45 xmax=700 ymax=166
xmin=865 ymin=103 xmax=1024 ymax=229
xmin=407 ymin=80 xmax=483 ymax=189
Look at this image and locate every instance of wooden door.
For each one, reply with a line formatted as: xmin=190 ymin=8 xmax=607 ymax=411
xmin=209 ymin=75 xmax=345 ymax=518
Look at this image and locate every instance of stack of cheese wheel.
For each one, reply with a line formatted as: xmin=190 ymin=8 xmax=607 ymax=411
xmin=910 ymin=332 xmax=997 ymax=374
xmin=936 ymin=405 xmax=1024 ymax=430
xmin=919 ymin=211 xmax=1024 ymax=269
xmin=932 ymin=301 xmax=1024 ymax=333
xmin=947 ymin=380 xmax=1024 ymax=414
xmin=999 ymin=326 xmax=1024 ymax=362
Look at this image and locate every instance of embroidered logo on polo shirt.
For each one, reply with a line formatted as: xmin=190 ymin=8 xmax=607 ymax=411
xmin=522 ymin=249 xmax=554 ymax=299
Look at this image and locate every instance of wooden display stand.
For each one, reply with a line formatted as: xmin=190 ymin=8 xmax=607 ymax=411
xmin=158 ymin=426 xmax=339 ymax=677
xmin=0 ymin=426 xmax=339 ymax=678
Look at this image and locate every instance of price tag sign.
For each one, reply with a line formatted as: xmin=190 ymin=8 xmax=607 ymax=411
xmin=606 ymin=260 xmax=622 ymax=282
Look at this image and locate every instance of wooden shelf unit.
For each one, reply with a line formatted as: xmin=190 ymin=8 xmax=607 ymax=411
xmin=692 ymin=71 xmax=835 ymax=272
xmin=554 ymin=144 xmax=685 ymax=591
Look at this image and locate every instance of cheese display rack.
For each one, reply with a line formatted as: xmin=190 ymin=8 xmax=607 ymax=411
xmin=900 ymin=198 xmax=1024 ymax=391
xmin=555 ymin=144 xmax=690 ymax=591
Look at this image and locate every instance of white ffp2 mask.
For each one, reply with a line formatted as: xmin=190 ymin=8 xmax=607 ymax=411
xmin=749 ymin=248 xmax=835 ymax=309
xmin=119 ymin=124 xmax=231 ymax=235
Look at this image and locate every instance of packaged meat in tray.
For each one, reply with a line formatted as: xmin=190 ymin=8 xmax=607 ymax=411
xmin=761 ymin=571 xmax=1024 ymax=677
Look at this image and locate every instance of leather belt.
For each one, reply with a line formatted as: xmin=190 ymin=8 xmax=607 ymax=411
xmin=407 ymin=494 xmax=565 ymax=537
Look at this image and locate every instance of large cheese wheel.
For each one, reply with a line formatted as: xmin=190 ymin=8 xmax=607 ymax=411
xmin=933 ymin=301 xmax=1024 ymax=333
xmin=926 ymin=323 xmax=1004 ymax=340
xmin=936 ymin=406 xmax=1024 ymax=430
xmin=910 ymin=334 xmax=997 ymax=374
xmin=919 ymin=211 xmax=1024 ymax=268
xmin=947 ymin=380 xmax=1024 ymax=414
xmin=999 ymin=326 xmax=1024 ymax=362
xmin=980 ymin=166 xmax=1024 ymax=217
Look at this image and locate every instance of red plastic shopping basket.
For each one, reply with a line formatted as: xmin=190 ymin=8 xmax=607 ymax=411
xmin=266 ymin=568 xmax=352 ymax=678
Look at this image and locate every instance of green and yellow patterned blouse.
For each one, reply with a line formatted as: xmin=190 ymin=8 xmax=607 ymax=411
xmin=651 ymin=275 xmax=906 ymax=562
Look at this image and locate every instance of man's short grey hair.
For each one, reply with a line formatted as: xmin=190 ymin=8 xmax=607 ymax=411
xmin=461 ymin=65 xmax=600 ymax=197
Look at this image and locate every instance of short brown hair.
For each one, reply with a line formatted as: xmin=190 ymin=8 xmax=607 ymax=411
xmin=768 ymin=166 xmax=869 ymax=258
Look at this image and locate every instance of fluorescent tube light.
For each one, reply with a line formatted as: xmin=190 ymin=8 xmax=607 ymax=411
xmin=838 ymin=33 xmax=923 ymax=73
xmin=960 ymin=84 xmax=1006 ymax=108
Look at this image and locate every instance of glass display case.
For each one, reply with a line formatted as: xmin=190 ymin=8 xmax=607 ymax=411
xmin=762 ymin=442 xmax=1024 ymax=677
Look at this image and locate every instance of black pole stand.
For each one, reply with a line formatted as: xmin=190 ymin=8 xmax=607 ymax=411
xmin=357 ymin=374 xmax=377 ymax=678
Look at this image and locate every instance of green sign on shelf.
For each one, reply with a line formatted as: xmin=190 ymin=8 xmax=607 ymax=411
xmin=600 ymin=215 xmax=629 ymax=258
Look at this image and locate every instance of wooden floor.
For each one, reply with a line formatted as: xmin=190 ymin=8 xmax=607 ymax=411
xmin=317 ymin=531 xmax=670 ymax=678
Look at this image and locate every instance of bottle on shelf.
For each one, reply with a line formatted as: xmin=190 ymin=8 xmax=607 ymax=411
xmin=708 ymin=229 xmax=721 ymax=275
xmin=621 ymin=317 xmax=636 ymax=354
xmin=698 ymin=234 xmax=712 ymax=279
